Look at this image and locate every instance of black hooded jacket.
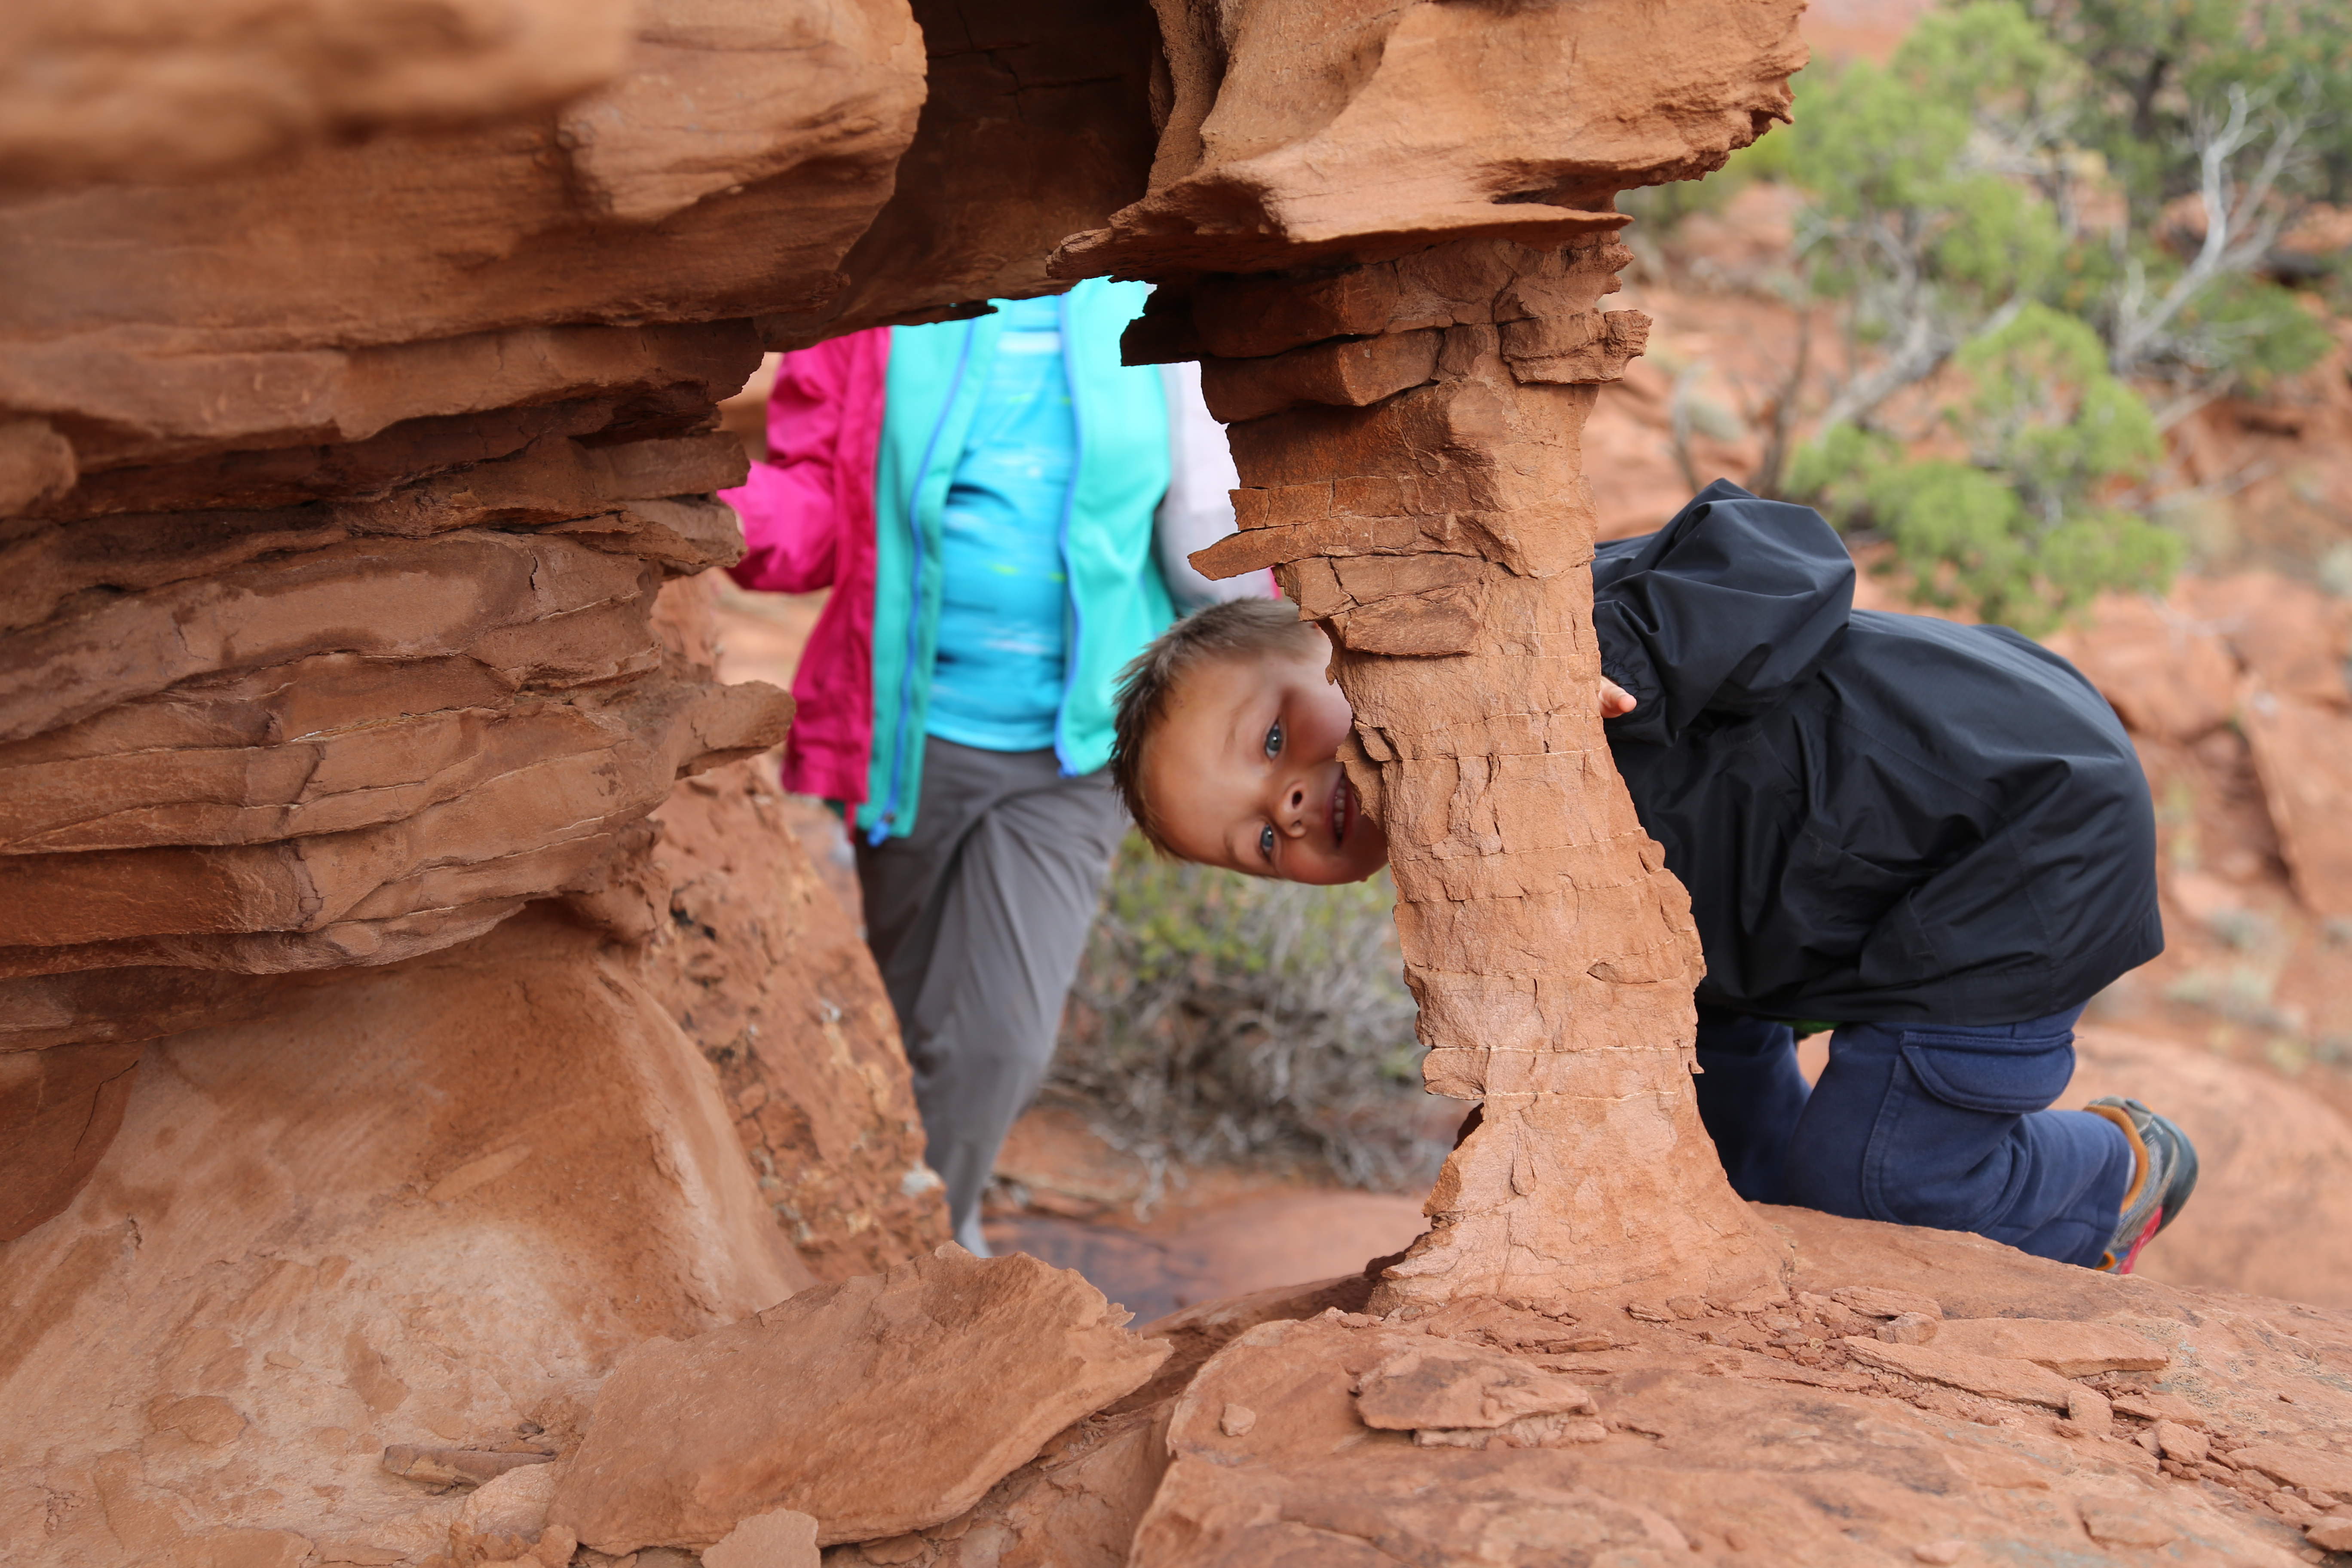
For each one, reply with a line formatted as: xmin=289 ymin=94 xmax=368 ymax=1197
xmin=1592 ymin=481 xmax=2162 ymax=1026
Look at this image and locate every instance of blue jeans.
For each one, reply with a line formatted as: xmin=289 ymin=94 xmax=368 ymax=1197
xmin=1692 ymin=1005 xmax=2133 ymax=1268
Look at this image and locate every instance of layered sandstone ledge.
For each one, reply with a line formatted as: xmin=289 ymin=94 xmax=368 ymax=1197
xmin=0 ymin=0 xmax=1163 ymax=1236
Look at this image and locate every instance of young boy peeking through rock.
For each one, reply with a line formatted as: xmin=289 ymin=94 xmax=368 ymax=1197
xmin=1110 ymin=481 xmax=2198 ymax=1274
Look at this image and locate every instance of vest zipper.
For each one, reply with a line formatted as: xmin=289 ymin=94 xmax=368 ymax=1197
xmin=871 ymin=322 xmax=977 ymax=845
xmin=1054 ymin=290 xmax=1085 ymax=777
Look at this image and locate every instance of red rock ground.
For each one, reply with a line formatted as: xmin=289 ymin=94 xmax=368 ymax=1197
xmin=820 ymin=1206 xmax=2352 ymax=1568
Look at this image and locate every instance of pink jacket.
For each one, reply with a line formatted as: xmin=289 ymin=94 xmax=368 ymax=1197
xmin=723 ymin=329 xmax=891 ymax=808
xmin=722 ymin=329 xmax=1271 ymax=813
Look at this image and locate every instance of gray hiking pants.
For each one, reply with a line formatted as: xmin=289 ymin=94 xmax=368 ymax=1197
xmin=855 ymin=736 xmax=1126 ymax=1253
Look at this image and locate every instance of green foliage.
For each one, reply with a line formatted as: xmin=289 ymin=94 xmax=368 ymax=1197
xmin=1752 ymin=0 xmax=2338 ymax=619
xmin=1775 ymin=3 xmax=2078 ymax=307
xmin=2032 ymin=0 xmax=2352 ymax=208
xmin=1957 ymin=306 xmax=2162 ymax=508
xmin=2153 ymin=267 xmax=2338 ymax=389
xmin=1905 ymin=0 xmax=2085 ymax=106
xmin=1960 ymin=0 xmax=2334 ymax=389
xmin=1793 ymin=306 xmax=2179 ymax=631
xmin=1785 ymin=422 xmax=1902 ymax=520
xmin=1049 ymin=836 xmax=1443 ymax=1194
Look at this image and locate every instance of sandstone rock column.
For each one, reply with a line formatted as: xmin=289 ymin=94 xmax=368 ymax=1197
xmin=1179 ymin=242 xmax=1777 ymax=1308
xmin=1055 ymin=0 xmax=1808 ymax=1306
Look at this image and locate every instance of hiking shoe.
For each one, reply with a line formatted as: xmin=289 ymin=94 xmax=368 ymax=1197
xmin=2084 ymin=1096 xmax=2199 ymax=1274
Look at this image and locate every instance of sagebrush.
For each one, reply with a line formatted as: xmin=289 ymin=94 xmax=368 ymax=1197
xmin=1048 ymin=835 xmax=1450 ymax=1198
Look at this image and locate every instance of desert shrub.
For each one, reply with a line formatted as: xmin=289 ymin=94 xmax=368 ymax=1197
xmin=1048 ymin=834 xmax=1448 ymax=1197
xmin=2030 ymin=0 xmax=2352 ymax=216
xmin=1771 ymin=0 xmax=2337 ymax=396
xmin=1791 ymin=305 xmax=2178 ymax=631
xmin=1717 ymin=0 xmax=2340 ymax=616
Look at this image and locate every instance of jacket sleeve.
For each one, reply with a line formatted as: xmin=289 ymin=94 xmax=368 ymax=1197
xmin=1596 ymin=480 xmax=1857 ymax=747
xmin=1154 ymin=361 xmax=1277 ymax=608
xmin=721 ymin=339 xmax=868 ymax=595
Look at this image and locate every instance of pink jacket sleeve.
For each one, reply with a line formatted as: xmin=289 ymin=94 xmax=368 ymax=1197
xmin=720 ymin=328 xmax=890 ymax=808
xmin=727 ymin=337 xmax=870 ymax=594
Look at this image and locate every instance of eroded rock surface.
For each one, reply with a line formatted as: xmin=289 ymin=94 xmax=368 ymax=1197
xmin=550 ymin=1247 xmax=1170 ymax=1551
xmin=0 ymin=0 xmax=1174 ymax=1247
xmin=1108 ymin=1208 xmax=2352 ymax=1568
xmin=3 ymin=7 xmax=1167 ymax=1558
xmin=0 ymin=908 xmax=806 ymax=1565
xmin=816 ymin=1403 xmax=1174 ymax=1568
xmin=1063 ymin=0 xmax=1807 ymax=274
xmin=1079 ymin=0 xmax=1807 ymax=1309
xmin=2 ymin=0 xmax=637 ymax=186
xmin=645 ymin=756 xmax=949 ymax=1281
xmin=15 ymin=4 xmax=2352 ymax=1567
xmin=636 ymin=579 xmax=950 ymax=1281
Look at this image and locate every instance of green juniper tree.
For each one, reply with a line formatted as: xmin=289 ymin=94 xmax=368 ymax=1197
xmin=1790 ymin=304 xmax=2174 ymax=629
xmin=1700 ymin=0 xmax=2339 ymax=626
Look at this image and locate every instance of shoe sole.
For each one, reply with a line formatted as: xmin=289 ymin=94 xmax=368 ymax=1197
xmin=2089 ymin=1102 xmax=2199 ymax=1275
xmin=2146 ymin=1113 xmax=2199 ymax=1239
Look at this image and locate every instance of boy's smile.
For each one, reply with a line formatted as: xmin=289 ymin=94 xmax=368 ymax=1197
xmin=1138 ymin=634 xmax=1391 ymax=884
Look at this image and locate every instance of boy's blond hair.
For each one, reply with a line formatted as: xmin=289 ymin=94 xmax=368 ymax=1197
xmin=1111 ymin=597 xmax=1321 ymax=854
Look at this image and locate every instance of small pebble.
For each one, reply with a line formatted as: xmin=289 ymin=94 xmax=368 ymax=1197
xmin=1219 ymin=1403 xmax=1257 ymax=1438
xmin=1876 ymin=1313 xmax=1939 ymax=1345
xmin=1913 ymin=1542 xmax=1966 ymax=1565
xmin=2062 ymin=1384 xmax=2113 ymax=1440
xmin=2155 ymin=1420 xmax=2210 ymax=1465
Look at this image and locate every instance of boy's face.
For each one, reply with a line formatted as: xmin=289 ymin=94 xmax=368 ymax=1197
xmin=1141 ymin=637 xmax=1390 ymax=884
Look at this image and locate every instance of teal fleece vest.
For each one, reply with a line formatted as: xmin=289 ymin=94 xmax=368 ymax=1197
xmin=860 ymin=279 xmax=1174 ymax=841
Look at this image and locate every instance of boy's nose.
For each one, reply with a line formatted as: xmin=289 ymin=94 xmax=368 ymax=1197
xmin=1279 ymin=780 xmax=1317 ymax=832
xmin=1281 ymin=780 xmax=1308 ymax=830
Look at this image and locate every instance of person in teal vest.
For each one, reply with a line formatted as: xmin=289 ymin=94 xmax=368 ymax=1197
xmin=723 ymin=278 xmax=1267 ymax=1251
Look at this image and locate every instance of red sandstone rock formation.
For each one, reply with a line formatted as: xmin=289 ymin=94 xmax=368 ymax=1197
xmin=12 ymin=5 xmax=2352 ymax=1568
xmin=549 ymin=1248 xmax=1168 ymax=1550
xmin=1116 ymin=1217 xmax=2352 ymax=1566
xmin=1060 ymin=0 xmax=1807 ymax=1308
xmin=0 ymin=905 xmax=808 ymax=1565
xmin=638 ymin=582 xmax=947 ymax=1281
xmin=0 ymin=0 xmax=1160 ymax=1231
xmin=792 ymin=1220 xmax=2352 ymax=1567
xmin=0 ymin=4 xmax=1157 ymax=1560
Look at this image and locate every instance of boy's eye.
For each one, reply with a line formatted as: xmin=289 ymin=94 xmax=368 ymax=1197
xmin=1264 ymin=720 xmax=1283 ymax=759
xmin=1259 ymin=824 xmax=1276 ymax=861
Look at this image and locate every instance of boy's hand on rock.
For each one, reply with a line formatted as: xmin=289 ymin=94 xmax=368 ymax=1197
xmin=1600 ymin=679 xmax=1637 ymax=719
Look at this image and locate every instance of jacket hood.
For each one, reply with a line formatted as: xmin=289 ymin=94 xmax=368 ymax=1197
xmin=1595 ymin=479 xmax=1857 ymax=749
